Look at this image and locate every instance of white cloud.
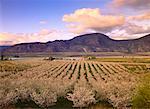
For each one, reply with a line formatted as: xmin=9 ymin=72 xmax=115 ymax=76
xmin=38 ymin=29 xmax=56 ymax=36
xmin=106 ymin=21 xmax=150 ymax=40
xmin=128 ymin=11 xmax=150 ymax=21
xmin=63 ymin=8 xmax=125 ymax=34
xmin=124 ymin=22 xmax=150 ymax=34
xmin=62 ymin=8 xmax=150 ymax=40
xmin=0 ymin=29 xmax=75 ymax=45
xmin=107 ymin=29 xmax=149 ymax=40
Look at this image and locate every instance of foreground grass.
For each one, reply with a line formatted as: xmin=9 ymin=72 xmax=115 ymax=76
xmin=132 ymin=74 xmax=150 ymax=108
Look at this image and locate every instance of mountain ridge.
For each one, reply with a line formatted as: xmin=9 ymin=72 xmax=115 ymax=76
xmin=3 ymin=33 xmax=150 ymax=53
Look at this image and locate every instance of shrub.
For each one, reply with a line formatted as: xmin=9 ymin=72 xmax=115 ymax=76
xmin=66 ymin=84 xmax=96 ymax=107
xmin=31 ymin=88 xmax=57 ymax=107
xmin=0 ymin=78 xmax=71 ymax=108
xmin=92 ymin=78 xmax=136 ymax=108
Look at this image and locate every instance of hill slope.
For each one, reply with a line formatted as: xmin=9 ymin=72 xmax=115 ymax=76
xmin=4 ymin=33 xmax=150 ymax=53
xmin=0 ymin=46 xmax=10 ymax=52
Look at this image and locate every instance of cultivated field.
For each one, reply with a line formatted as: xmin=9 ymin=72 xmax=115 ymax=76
xmin=0 ymin=58 xmax=150 ymax=108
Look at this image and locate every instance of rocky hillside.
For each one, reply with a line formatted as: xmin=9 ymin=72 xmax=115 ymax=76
xmin=4 ymin=33 xmax=150 ymax=53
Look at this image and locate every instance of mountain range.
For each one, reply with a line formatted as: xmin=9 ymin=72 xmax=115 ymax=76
xmin=3 ymin=33 xmax=150 ymax=53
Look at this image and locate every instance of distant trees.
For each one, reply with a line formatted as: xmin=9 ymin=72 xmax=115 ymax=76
xmin=0 ymin=50 xmax=10 ymax=61
xmin=84 ymin=56 xmax=96 ymax=60
xmin=127 ymin=48 xmax=133 ymax=54
xmin=44 ymin=56 xmax=55 ymax=61
xmin=0 ymin=51 xmax=4 ymax=61
xmin=48 ymin=56 xmax=55 ymax=61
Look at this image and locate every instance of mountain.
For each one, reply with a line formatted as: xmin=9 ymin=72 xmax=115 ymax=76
xmin=0 ymin=46 xmax=10 ymax=52
xmin=3 ymin=33 xmax=150 ymax=53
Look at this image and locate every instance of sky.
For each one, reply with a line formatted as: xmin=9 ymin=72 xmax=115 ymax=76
xmin=0 ymin=0 xmax=150 ymax=45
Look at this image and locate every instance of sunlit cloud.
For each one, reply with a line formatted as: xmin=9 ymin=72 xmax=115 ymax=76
xmin=38 ymin=29 xmax=56 ymax=36
xmin=123 ymin=22 xmax=150 ymax=35
xmin=0 ymin=29 xmax=75 ymax=45
xmin=128 ymin=11 xmax=150 ymax=21
xmin=63 ymin=8 xmax=125 ymax=34
xmin=0 ymin=41 xmax=14 ymax=46
xmin=62 ymin=7 xmax=150 ymax=39
xmin=106 ymin=29 xmax=129 ymax=40
xmin=106 ymin=21 xmax=150 ymax=40
xmin=107 ymin=29 xmax=149 ymax=40
xmin=110 ymin=0 xmax=150 ymax=10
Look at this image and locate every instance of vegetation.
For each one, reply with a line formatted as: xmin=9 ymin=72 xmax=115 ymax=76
xmin=0 ymin=53 xmax=9 ymax=61
xmin=67 ymin=83 xmax=96 ymax=107
xmin=0 ymin=61 xmax=31 ymax=72
xmin=85 ymin=56 xmax=96 ymax=60
xmin=132 ymin=74 xmax=150 ymax=108
xmin=123 ymin=64 xmax=150 ymax=73
xmin=0 ymin=58 xmax=149 ymax=108
xmin=0 ymin=54 xmax=4 ymax=61
xmin=91 ymin=57 xmax=150 ymax=63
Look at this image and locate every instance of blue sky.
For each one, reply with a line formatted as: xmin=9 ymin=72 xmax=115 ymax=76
xmin=0 ymin=0 xmax=150 ymax=45
xmin=1 ymin=0 xmax=110 ymax=33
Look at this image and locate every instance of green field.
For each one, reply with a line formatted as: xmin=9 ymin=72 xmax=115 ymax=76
xmin=92 ymin=57 xmax=150 ymax=63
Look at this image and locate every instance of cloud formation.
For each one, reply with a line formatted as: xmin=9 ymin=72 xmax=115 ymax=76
xmin=129 ymin=11 xmax=150 ymax=21
xmin=62 ymin=7 xmax=150 ymax=39
xmin=1 ymin=2 xmax=150 ymax=45
xmin=0 ymin=29 xmax=74 ymax=45
xmin=63 ymin=8 xmax=125 ymax=34
xmin=124 ymin=22 xmax=150 ymax=34
xmin=111 ymin=0 xmax=150 ymax=10
xmin=106 ymin=21 xmax=150 ymax=40
xmin=106 ymin=29 xmax=148 ymax=40
xmin=38 ymin=29 xmax=56 ymax=36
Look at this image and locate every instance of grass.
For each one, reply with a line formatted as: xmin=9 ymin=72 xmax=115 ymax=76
xmin=92 ymin=57 xmax=150 ymax=63
xmin=122 ymin=64 xmax=150 ymax=74
xmin=132 ymin=74 xmax=150 ymax=108
xmin=0 ymin=61 xmax=32 ymax=72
